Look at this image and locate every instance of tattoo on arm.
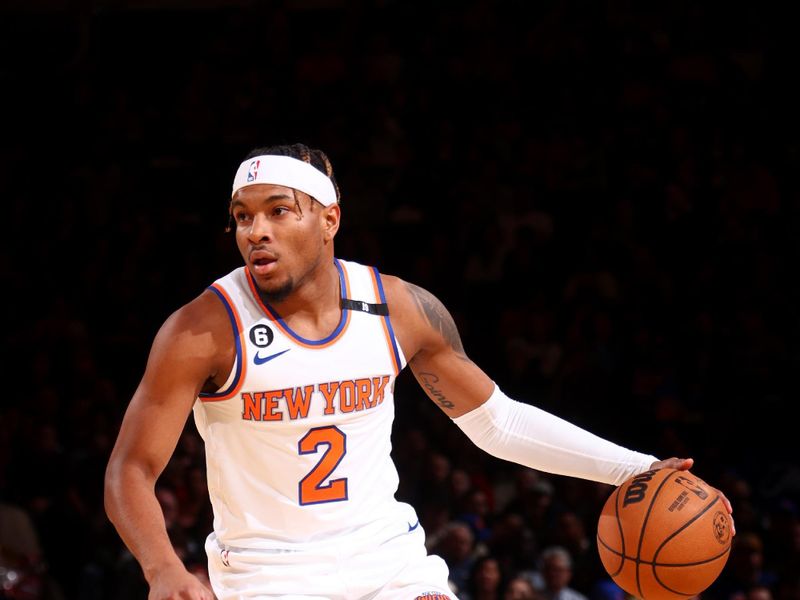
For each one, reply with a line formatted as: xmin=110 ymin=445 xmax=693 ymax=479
xmin=418 ymin=371 xmax=455 ymax=410
xmin=404 ymin=282 xmax=470 ymax=360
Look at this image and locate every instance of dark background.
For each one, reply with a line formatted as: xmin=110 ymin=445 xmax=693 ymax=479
xmin=1 ymin=1 xmax=798 ymax=599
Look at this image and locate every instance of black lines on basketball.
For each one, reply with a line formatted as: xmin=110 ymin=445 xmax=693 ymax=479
xmin=634 ymin=469 xmax=677 ymax=599
xmin=611 ymin=484 xmax=625 ymax=576
xmin=597 ymin=469 xmax=731 ymax=599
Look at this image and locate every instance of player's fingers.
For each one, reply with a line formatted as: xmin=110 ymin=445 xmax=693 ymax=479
xmin=649 ymin=456 xmax=694 ymax=471
xmin=719 ymin=491 xmax=733 ymax=513
xmin=716 ymin=489 xmax=736 ymax=535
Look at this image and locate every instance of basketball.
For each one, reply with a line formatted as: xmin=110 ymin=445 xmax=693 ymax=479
xmin=596 ymin=468 xmax=732 ymax=600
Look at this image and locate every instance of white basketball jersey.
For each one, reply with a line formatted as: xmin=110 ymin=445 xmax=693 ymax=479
xmin=192 ymin=259 xmax=410 ymax=550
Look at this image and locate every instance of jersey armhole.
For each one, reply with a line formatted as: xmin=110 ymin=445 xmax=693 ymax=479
xmin=369 ymin=267 xmax=406 ymax=375
xmin=199 ymin=284 xmax=246 ymax=401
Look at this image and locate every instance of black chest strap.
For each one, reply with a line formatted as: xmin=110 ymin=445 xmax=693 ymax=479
xmin=341 ymin=298 xmax=389 ymax=316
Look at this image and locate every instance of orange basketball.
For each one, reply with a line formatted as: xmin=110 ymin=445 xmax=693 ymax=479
xmin=596 ymin=468 xmax=732 ymax=600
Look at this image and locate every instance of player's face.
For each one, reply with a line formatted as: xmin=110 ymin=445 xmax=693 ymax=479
xmin=230 ymin=184 xmax=339 ymax=301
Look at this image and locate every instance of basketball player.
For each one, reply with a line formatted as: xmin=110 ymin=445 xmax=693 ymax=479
xmin=104 ymin=144 xmax=734 ymax=600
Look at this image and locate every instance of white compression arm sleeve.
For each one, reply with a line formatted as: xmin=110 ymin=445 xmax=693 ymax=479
xmin=452 ymin=384 xmax=658 ymax=486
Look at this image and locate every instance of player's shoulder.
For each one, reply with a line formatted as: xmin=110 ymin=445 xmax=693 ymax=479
xmin=140 ymin=288 xmax=235 ymax=387
xmin=172 ymin=287 xmax=228 ymax=325
xmin=361 ymin=261 xmax=454 ymax=324
xmin=378 ymin=272 xmax=442 ymax=313
xmin=377 ymin=272 xmax=459 ymax=359
xmin=163 ymin=267 xmax=242 ymax=334
xmin=377 ymin=272 xmax=449 ymax=333
xmin=156 ymin=288 xmax=232 ymax=354
xmin=375 ymin=272 xmax=414 ymax=309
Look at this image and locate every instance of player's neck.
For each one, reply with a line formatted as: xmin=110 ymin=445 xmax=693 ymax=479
xmin=265 ymin=257 xmax=342 ymax=334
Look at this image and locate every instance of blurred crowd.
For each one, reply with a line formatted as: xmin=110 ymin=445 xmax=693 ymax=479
xmin=1 ymin=1 xmax=798 ymax=599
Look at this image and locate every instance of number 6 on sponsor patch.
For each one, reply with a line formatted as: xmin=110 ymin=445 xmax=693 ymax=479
xmin=298 ymin=426 xmax=348 ymax=505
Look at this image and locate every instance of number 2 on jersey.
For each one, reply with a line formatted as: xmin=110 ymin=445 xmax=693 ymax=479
xmin=298 ymin=426 xmax=348 ymax=505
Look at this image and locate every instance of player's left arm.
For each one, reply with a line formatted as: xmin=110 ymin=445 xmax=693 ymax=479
xmin=384 ymin=274 xmax=735 ymax=522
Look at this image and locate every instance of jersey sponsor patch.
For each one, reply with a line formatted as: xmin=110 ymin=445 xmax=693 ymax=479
xmin=415 ymin=594 xmax=452 ymax=600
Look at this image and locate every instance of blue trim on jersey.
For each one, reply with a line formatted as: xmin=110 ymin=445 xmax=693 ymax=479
xmin=372 ymin=266 xmax=403 ymax=371
xmin=199 ymin=286 xmax=243 ymax=398
xmin=261 ymin=259 xmax=348 ymax=346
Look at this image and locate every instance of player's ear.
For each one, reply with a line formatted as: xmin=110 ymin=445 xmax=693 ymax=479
xmin=322 ymin=203 xmax=340 ymax=241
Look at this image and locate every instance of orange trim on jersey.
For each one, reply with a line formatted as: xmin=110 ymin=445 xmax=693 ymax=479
xmin=200 ymin=283 xmax=247 ymax=402
xmin=245 ymin=261 xmax=352 ymax=350
xmin=369 ymin=268 xmax=402 ymax=375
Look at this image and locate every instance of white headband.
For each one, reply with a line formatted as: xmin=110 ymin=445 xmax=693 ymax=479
xmin=232 ymin=155 xmax=338 ymax=206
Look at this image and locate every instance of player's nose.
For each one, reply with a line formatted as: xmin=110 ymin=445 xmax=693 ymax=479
xmin=248 ymin=213 xmax=272 ymax=243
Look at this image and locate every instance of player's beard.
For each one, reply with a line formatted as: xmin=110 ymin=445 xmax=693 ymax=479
xmin=258 ymin=277 xmax=295 ymax=304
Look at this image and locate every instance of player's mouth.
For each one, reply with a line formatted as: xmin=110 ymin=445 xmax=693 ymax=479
xmin=250 ymin=250 xmax=278 ymax=276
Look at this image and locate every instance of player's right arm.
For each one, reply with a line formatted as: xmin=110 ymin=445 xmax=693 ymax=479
xmin=105 ymin=290 xmax=232 ymax=600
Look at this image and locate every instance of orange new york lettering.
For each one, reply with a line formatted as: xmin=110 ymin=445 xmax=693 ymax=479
xmin=338 ymin=380 xmax=355 ymax=412
xmin=263 ymin=390 xmax=284 ymax=421
xmin=318 ymin=381 xmax=340 ymax=415
xmin=371 ymin=375 xmax=390 ymax=406
xmin=242 ymin=392 xmax=263 ymax=421
xmin=355 ymin=378 xmax=372 ymax=411
xmin=285 ymin=385 xmax=314 ymax=420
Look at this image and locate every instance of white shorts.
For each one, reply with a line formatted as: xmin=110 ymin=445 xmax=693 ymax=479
xmin=205 ymin=514 xmax=456 ymax=600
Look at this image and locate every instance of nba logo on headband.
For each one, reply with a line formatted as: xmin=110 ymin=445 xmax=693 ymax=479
xmin=246 ymin=160 xmax=260 ymax=182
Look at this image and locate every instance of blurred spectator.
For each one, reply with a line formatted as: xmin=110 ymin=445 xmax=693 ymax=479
xmin=744 ymin=584 xmax=774 ymax=600
xmin=451 ymin=467 xmax=475 ymax=510
xmin=504 ymin=473 xmax=558 ymax=543
xmin=463 ymin=555 xmax=506 ymax=600
xmin=505 ymin=576 xmax=542 ymax=600
xmin=458 ymin=488 xmax=495 ymax=544
xmin=487 ymin=511 xmax=539 ymax=581
xmin=422 ymin=452 xmax=454 ymax=506
xmin=545 ymin=510 xmax=598 ymax=595
xmin=433 ymin=521 xmax=484 ymax=596
xmin=530 ymin=546 xmax=589 ymax=600
xmin=421 ymin=499 xmax=454 ymax=554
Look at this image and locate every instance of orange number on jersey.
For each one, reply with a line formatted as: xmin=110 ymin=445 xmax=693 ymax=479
xmin=298 ymin=426 xmax=348 ymax=505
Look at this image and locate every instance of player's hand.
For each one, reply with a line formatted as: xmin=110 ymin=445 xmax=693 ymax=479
xmin=649 ymin=456 xmax=736 ymax=536
xmin=148 ymin=563 xmax=216 ymax=600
